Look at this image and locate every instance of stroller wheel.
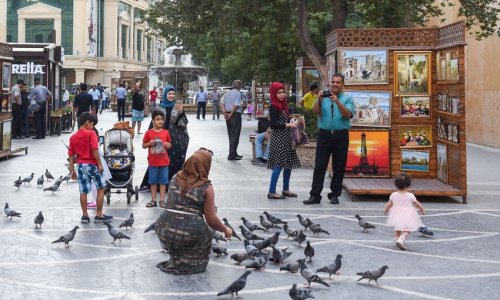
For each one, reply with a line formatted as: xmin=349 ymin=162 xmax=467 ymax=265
xmin=127 ymin=190 xmax=132 ymax=204
xmin=134 ymin=185 xmax=139 ymax=201
xmin=106 ymin=191 xmax=111 ymax=205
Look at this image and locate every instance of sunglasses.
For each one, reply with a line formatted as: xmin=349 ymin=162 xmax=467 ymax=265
xmin=199 ymin=147 xmax=214 ymax=156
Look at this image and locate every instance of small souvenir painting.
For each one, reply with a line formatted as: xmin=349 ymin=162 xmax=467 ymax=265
xmin=401 ymin=150 xmax=430 ymax=172
xmin=401 ymin=96 xmax=431 ymax=118
xmin=436 ymin=143 xmax=448 ymax=183
xmin=398 ymin=126 xmax=433 ymax=148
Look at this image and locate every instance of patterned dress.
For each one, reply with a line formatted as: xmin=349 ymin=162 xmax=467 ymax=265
xmin=155 ymin=175 xmax=213 ymax=274
xmin=267 ymin=108 xmax=301 ymax=170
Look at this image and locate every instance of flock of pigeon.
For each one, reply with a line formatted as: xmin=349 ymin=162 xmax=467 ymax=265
xmin=13 ymin=169 xmax=71 ymax=193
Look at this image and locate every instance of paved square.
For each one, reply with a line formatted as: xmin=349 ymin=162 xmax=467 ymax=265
xmin=1 ymin=111 xmax=500 ymax=299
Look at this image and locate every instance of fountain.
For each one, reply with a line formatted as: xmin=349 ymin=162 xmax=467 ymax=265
xmin=149 ymin=46 xmax=208 ymax=101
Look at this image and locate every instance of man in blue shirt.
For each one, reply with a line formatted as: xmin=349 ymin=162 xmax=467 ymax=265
xmin=115 ymin=84 xmax=127 ymax=121
xmin=195 ymin=85 xmax=208 ymax=119
xmin=303 ymin=74 xmax=355 ymax=205
xmin=29 ymin=78 xmax=53 ymax=139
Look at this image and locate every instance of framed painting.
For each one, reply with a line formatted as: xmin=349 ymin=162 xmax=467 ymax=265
xmin=398 ymin=125 xmax=433 ymax=148
xmin=1 ymin=94 xmax=10 ymax=112
xmin=338 ymin=49 xmax=388 ymax=85
xmin=346 ymin=130 xmax=390 ymax=178
xmin=436 ymin=50 xmax=459 ymax=83
xmin=2 ymin=62 xmax=11 ymax=90
xmin=400 ymin=96 xmax=431 ymax=118
xmin=436 ymin=143 xmax=448 ymax=183
xmin=303 ymin=69 xmax=320 ymax=91
xmin=345 ymin=91 xmax=391 ymax=127
xmin=2 ymin=119 xmax=11 ymax=151
xmin=401 ymin=150 xmax=430 ymax=172
xmin=0 ymin=121 xmax=2 ymax=151
xmin=327 ymin=51 xmax=336 ymax=82
xmin=394 ymin=51 xmax=431 ymax=96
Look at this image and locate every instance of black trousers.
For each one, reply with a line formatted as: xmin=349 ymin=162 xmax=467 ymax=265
xmin=226 ymin=112 xmax=242 ymax=158
xmin=117 ymin=99 xmax=126 ymax=121
xmin=197 ymin=101 xmax=206 ymax=119
xmin=34 ymin=102 xmax=47 ymax=138
xmin=12 ymin=104 xmax=23 ymax=138
xmin=309 ymin=129 xmax=349 ymax=200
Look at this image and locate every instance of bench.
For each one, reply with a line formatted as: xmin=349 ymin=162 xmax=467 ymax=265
xmin=249 ymin=133 xmax=268 ymax=161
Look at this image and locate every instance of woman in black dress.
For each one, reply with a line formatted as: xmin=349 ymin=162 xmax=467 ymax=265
xmin=267 ymin=82 xmax=301 ymax=199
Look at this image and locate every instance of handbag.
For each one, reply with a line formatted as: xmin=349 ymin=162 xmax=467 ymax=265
xmin=28 ymin=100 xmax=41 ymax=112
xmin=290 ymin=115 xmax=309 ymax=149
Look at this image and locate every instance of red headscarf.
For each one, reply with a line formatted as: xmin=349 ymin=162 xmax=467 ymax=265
xmin=269 ymin=82 xmax=288 ymax=115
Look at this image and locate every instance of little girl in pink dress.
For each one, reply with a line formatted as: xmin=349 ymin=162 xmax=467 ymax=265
xmin=384 ymin=173 xmax=425 ymax=250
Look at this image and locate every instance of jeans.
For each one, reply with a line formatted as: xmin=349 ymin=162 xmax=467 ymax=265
xmin=226 ymin=112 xmax=242 ymax=158
xmin=309 ymin=129 xmax=349 ymax=200
xmin=255 ymin=132 xmax=270 ymax=160
xmin=117 ymin=99 xmax=125 ymax=121
xmin=212 ymin=101 xmax=220 ymax=119
xmin=197 ymin=101 xmax=206 ymax=119
xmin=34 ymin=102 xmax=47 ymax=138
xmin=269 ymin=167 xmax=291 ymax=194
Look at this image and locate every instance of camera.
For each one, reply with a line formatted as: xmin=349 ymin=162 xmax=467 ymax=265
xmin=322 ymin=90 xmax=332 ymax=98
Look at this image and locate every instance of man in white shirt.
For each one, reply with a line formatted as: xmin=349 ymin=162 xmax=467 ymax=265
xmin=89 ymin=84 xmax=102 ymax=111
xmin=62 ymin=88 xmax=70 ymax=106
xmin=11 ymin=79 xmax=24 ymax=139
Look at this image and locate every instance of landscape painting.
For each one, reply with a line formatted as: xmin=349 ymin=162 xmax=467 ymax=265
xmin=395 ymin=51 xmax=431 ymax=95
xmin=437 ymin=143 xmax=448 ymax=183
xmin=436 ymin=50 xmax=459 ymax=82
xmin=345 ymin=91 xmax=391 ymax=127
xmin=401 ymin=150 xmax=430 ymax=172
xmin=2 ymin=119 xmax=11 ymax=151
xmin=345 ymin=130 xmax=390 ymax=178
xmin=338 ymin=49 xmax=388 ymax=85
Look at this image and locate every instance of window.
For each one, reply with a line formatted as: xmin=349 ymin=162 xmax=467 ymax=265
xmin=121 ymin=25 xmax=128 ymax=59
xmin=25 ymin=19 xmax=54 ymax=43
xmin=137 ymin=30 xmax=142 ymax=61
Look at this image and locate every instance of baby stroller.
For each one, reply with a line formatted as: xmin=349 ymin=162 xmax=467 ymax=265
xmin=102 ymin=128 xmax=138 ymax=204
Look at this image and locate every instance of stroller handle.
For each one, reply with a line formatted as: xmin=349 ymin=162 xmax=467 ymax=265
xmin=103 ymin=155 xmax=135 ymax=162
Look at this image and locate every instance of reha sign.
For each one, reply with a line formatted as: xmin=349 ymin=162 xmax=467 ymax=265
xmin=12 ymin=62 xmax=45 ymax=75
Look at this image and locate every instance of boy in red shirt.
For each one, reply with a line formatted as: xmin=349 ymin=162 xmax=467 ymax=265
xmin=68 ymin=112 xmax=113 ymax=224
xmin=143 ymin=110 xmax=171 ymax=208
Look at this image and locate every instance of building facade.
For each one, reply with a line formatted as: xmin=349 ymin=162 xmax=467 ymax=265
xmin=0 ymin=0 xmax=165 ymax=89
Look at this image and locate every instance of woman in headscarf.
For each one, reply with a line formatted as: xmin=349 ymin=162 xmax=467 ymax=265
xmin=140 ymin=85 xmax=190 ymax=197
xmin=155 ymin=148 xmax=233 ymax=274
xmin=267 ymin=82 xmax=301 ymax=199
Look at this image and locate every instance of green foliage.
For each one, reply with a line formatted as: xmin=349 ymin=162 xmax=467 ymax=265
xmin=295 ymin=106 xmax=318 ymax=140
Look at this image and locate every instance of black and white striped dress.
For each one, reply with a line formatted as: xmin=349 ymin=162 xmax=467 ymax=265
xmin=267 ymin=107 xmax=301 ymax=170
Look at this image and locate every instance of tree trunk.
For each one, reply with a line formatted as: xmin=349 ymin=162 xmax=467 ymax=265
xmin=295 ymin=0 xmax=328 ymax=87
xmin=331 ymin=0 xmax=348 ymax=31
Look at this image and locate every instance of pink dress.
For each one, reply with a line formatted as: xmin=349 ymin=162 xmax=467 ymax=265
xmin=386 ymin=191 xmax=423 ymax=231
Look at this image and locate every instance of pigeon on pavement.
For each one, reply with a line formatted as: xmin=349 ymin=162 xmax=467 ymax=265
xmin=62 ymin=173 xmax=71 ymax=183
xmin=271 ymin=245 xmax=284 ymax=264
xmin=306 ymin=219 xmax=330 ymax=236
xmin=223 ymin=218 xmax=243 ymax=241
xmin=213 ymin=231 xmax=228 ymax=243
xmin=45 ymin=169 xmax=54 ymax=181
xmin=52 ymin=226 xmax=79 ymax=247
xmin=355 ymin=215 xmax=376 ymax=233
xmin=294 ymin=230 xmax=307 ymax=246
xmin=103 ymin=221 xmax=130 ymax=243
xmin=297 ymin=259 xmax=330 ymax=288
xmin=244 ymin=239 xmax=261 ymax=257
xmin=356 ymin=265 xmax=389 ymax=286
xmin=216 ymin=270 xmax=251 ymax=297
xmin=240 ymin=225 xmax=264 ymax=241
xmin=289 ymin=284 xmax=315 ymax=300
xmin=283 ymin=224 xmax=299 ymax=239
xmin=267 ymin=231 xmax=280 ymax=245
xmin=54 ymin=176 xmax=64 ymax=186
xmin=263 ymin=211 xmax=287 ymax=225
xmin=43 ymin=182 xmax=60 ymax=192
xmin=34 ymin=211 xmax=44 ymax=229
xmin=252 ymin=238 xmax=271 ymax=251
xmin=212 ymin=245 xmax=229 ymax=257
xmin=418 ymin=226 xmax=434 ymax=237
xmin=297 ymin=214 xmax=311 ymax=230
xmin=144 ymin=221 xmax=156 ymax=233
xmin=241 ymin=217 xmax=266 ymax=232
xmin=259 ymin=215 xmax=280 ymax=230
xmin=316 ymin=254 xmax=343 ymax=279
xmin=304 ymin=241 xmax=315 ymax=262
xmin=23 ymin=173 xmax=34 ymax=185
xmin=119 ymin=213 xmax=134 ymax=230
xmin=230 ymin=252 xmax=249 ymax=264
xmin=245 ymin=254 xmax=267 ymax=270
xmin=37 ymin=175 xmax=44 ymax=187
xmin=270 ymin=246 xmax=293 ymax=263
xmin=4 ymin=203 xmax=21 ymax=219
xmin=280 ymin=261 xmax=300 ymax=273
xmin=14 ymin=176 xmax=23 ymax=189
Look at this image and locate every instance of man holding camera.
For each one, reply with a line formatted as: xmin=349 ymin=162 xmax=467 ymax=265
xmin=303 ymin=74 xmax=355 ymax=205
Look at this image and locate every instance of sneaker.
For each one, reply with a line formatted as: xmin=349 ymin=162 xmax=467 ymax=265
xmin=396 ymin=238 xmax=407 ymax=250
xmin=87 ymin=202 xmax=97 ymax=209
xmin=81 ymin=215 xmax=91 ymax=224
xmin=138 ymin=185 xmax=150 ymax=193
xmin=94 ymin=215 xmax=113 ymax=223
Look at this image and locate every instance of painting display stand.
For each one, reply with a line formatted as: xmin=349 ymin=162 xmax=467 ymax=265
xmin=325 ymin=22 xmax=467 ymax=203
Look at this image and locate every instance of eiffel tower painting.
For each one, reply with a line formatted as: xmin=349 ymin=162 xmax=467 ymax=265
xmin=347 ymin=130 xmax=390 ymax=178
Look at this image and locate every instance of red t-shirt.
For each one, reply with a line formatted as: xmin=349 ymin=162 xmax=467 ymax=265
xmin=149 ymin=90 xmax=158 ymax=103
xmin=143 ymin=128 xmax=171 ymax=166
xmin=68 ymin=129 xmax=99 ymax=164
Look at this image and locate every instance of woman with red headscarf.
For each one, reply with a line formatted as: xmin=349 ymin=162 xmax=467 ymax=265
xmin=266 ymin=82 xmax=301 ymax=199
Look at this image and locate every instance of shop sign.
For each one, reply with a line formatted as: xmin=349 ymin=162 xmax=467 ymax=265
xmin=12 ymin=62 xmax=45 ymax=75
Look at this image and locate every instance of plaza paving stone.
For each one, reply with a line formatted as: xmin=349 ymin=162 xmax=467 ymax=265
xmin=1 ymin=110 xmax=500 ymax=299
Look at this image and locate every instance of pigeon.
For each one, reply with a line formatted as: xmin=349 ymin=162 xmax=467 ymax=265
xmin=289 ymin=283 xmax=315 ymax=300
xmin=270 ymin=246 xmax=293 ymax=263
xmin=283 ymin=224 xmax=299 ymax=239
xmin=223 ymin=218 xmax=243 ymax=241
xmin=34 ymin=211 xmax=44 ymax=229
xmin=144 ymin=221 xmax=156 ymax=233
xmin=418 ymin=226 xmax=435 ymax=237
xmin=52 ymin=226 xmax=79 ymax=247
xmin=216 ymin=270 xmax=251 ymax=297
xmin=244 ymin=239 xmax=261 ymax=257
xmin=252 ymin=238 xmax=271 ymax=251
xmin=245 ymin=254 xmax=268 ymax=270
xmin=356 ymin=265 xmax=389 ymax=286
xmin=45 ymin=169 xmax=54 ymax=181
xmin=119 ymin=213 xmax=134 ymax=230
xmin=22 ymin=173 xmax=34 ymax=185
xmin=62 ymin=173 xmax=71 ymax=183
xmin=297 ymin=214 xmax=311 ymax=230
xmin=212 ymin=245 xmax=229 ymax=257
xmin=271 ymin=245 xmax=284 ymax=264
xmin=267 ymin=231 xmax=280 ymax=245
xmin=37 ymin=175 xmax=44 ymax=187
xmin=43 ymin=182 xmax=60 ymax=192
xmin=54 ymin=176 xmax=64 ymax=186
xmin=239 ymin=225 xmax=264 ymax=241
xmin=294 ymin=230 xmax=307 ymax=246
xmin=14 ymin=176 xmax=23 ymax=189
xmin=355 ymin=214 xmax=376 ymax=233
xmin=259 ymin=215 xmax=280 ymax=230
xmin=213 ymin=231 xmax=228 ymax=243
xmin=103 ymin=221 xmax=130 ymax=243
xmin=304 ymin=241 xmax=315 ymax=262
xmin=280 ymin=261 xmax=300 ymax=273
xmin=316 ymin=254 xmax=343 ymax=279
xmin=306 ymin=219 xmax=330 ymax=236
xmin=230 ymin=252 xmax=249 ymax=264
xmin=4 ymin=203 xmax=21 ymax=219
xmin=241 ymin=217 xmax=265 ymax=232
xmin=263 ymin=211 xmax=287 ymax=225
xmin=297 ymin=259 xmax=330 ymax=288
